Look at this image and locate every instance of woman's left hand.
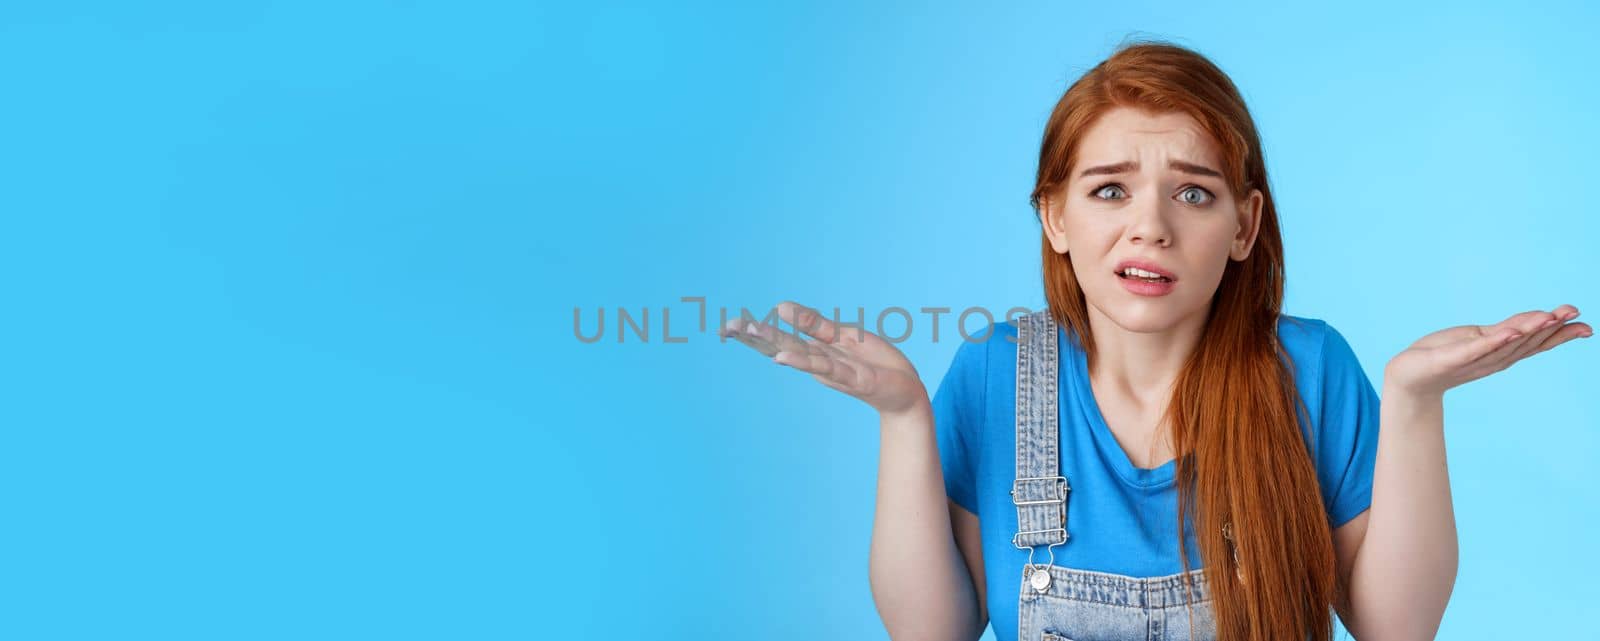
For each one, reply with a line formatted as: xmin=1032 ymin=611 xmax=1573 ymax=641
xmin=1384 ymin=304 xmax=1592 ymax=399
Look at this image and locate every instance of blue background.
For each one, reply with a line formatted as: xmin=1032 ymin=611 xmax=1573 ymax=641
xmin=3 ymin=1 xmax=1595 ymax=639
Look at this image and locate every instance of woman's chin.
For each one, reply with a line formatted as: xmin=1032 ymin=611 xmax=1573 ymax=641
xmin=1095 ymin=300 xmax=1204 ymax=335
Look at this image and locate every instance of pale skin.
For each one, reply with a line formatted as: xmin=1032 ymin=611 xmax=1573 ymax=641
xmin=719 ymin=107 xmax=1593 ymax=641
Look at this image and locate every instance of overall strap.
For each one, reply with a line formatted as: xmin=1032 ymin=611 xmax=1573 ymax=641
xmin=1011 ymin=310 xmax=1070 ymax=590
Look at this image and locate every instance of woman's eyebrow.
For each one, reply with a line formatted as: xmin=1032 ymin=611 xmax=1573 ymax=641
xmin=1077 ymin=160 xmax=1223 ymax=179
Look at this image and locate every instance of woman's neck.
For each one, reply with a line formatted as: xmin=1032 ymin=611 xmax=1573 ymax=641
xmin=1083 ymin=304 xmax=1207 ymax=405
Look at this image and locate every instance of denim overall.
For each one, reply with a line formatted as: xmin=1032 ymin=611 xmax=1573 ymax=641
xmin=1012 ymin=310 xmax=1218 ymax=641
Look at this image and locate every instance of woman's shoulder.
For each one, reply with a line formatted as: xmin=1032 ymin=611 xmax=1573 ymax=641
xmin=938 ymin=322 xmax=1003 ymax=381
xmin=1276 ymin=313 xmax=1362 ymax=386
xmin=1276 ymin=313 xmax=1328 ymax=356
xmin=935 ymin=315 xmax=1031 ymax=395
xmin=948 ymin=315 xmax=1024 ymax=360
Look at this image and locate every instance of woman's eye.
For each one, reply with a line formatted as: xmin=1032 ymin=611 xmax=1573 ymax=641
xmin=1178 ymin=186 xmax=1214 ymax=205
xmin=1092 ymin=184 xmax=1127 ymax=200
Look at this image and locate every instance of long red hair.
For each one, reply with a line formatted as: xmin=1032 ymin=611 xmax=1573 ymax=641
xmin=1029 ymin=41 xmax=1339 ymax=641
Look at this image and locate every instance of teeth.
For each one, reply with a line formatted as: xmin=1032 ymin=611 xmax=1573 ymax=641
xmin=1123 ymin=267 xmax=1167 ymax=279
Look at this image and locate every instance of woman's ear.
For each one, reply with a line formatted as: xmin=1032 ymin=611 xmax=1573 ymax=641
xmin=1230 ymin=188 xmax=1263 ymax=261
xmin=1040 ymin=194 xmax=1070 ymax=254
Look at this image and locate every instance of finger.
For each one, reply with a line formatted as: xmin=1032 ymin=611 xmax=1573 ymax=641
xmin=1484 ymin=309 xmax=1561 ymax=337
xmin=775 ymin=347 xmax=863 ymax=388
xmin=718 ymin=315 xmax=744 ymax=337
xmin=1472 ymin=331 xmax=1536 ymax=376
xmin=1497 ymin=305 xmax=1580 ymax=365
xmin=741 ymin=313 xmax=859 ymax=363
xmin=1553 ymin=304 xmax=1581 ymax=323
xmin=723 ymin=316 xmax=855 ymax=363
xmin=729 ymin=329 xmax=780 ymax=356
xmin=777 ymin=300 xmax=845 ymax=344
xmin=745 ymin=317 xmax=815 ymax=356
xmin=1514 ymin=321 xmax=1593 ymax=361
xmin=1502 ymin=304 xmax=1580 ymax=362
xmin=1504 ymin=311 xmax=1565 ymax=363
xmin=1445 ymin=325 xmax=1527 ymax=367
xmin=718 ymin=315 xmax=762 ymax=338
xmin=1542 ymin=304 xmax=1588 ymax=345
xmin=1467 ymin=309 xmax=1556 ymax=362
xmin=720 ymin=317 xmax=781 ymax=355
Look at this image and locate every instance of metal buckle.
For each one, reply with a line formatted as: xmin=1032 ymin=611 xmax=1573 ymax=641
xmin=1010 ymin=475 xmax=1070 ymax=501
xmin=1012 ymin=527 xmax=1067 ymax=549
xmin=1010 ymin=475 xmax=1070 ymax=550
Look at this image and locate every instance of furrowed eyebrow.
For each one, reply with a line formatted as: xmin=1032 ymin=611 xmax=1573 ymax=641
xmin=1076 ymin=160 xmax=1223 ymax=179
xmin=1077 ymin=161 xmax=1138 ymax=178
xmin=1169 ymin=160 xmax=1223 ymax=178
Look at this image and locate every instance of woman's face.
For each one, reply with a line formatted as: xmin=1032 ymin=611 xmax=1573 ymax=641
xmin=1040 ymin=106 xmax=1264 ymax=334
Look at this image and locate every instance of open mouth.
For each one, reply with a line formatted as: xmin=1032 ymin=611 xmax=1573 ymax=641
xmin=1116 ymin=269 xmax=1174 ymax=283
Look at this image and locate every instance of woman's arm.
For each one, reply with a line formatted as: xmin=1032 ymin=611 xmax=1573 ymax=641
xmin=869 ymin=401 xmax=987 ymax=641
xmin=1339 ymin=389 xmax=1456 ymax=641
xmin=1340 ymin=305 xmax=1588 ymax=640
xmin=721 ymin=302 xmax=986 ymax=641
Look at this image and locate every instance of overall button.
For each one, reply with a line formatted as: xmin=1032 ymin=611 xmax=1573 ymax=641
xmin=1029 ymin=566 xmax=1052 ymax=591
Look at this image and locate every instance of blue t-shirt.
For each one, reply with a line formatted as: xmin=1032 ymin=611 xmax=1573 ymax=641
xmin=932 ymin=314 xmax=1380 ymax=641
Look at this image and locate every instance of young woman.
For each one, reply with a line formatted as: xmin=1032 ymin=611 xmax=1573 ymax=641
xmin=720 ymin=41 xmax=1589 ymax=641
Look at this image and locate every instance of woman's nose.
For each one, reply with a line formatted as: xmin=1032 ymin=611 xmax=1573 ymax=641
xmin=1127 ymin=200 xmax=1174 ymax=246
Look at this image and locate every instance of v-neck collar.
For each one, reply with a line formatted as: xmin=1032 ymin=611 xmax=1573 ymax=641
xmin=1060 ymin=325 xmax=1177 ymax=490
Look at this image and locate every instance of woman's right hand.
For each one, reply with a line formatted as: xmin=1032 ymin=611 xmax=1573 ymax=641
xmin=719 ymin=300 xmax=929 ymax=418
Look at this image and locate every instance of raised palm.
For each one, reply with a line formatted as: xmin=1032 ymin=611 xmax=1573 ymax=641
xmin=1385 ymin=304 xmax=1591 ymax=398
xmin=719 ymin=300 xmax=929 ymax=416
